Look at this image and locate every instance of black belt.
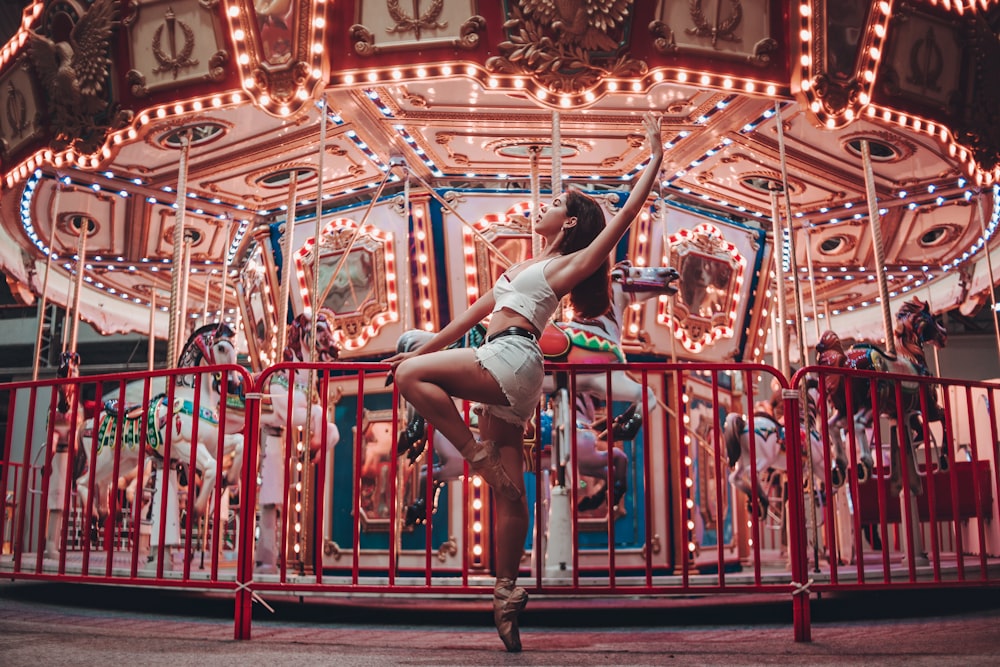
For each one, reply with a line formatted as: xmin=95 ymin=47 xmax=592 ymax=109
xmin=487 ymin=326 xmax=536 ymax=343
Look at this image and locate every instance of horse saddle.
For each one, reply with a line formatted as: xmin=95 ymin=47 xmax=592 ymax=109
xmin=539 ymin=322 xmax=625 ymax=363
xmin=103 ymin=398 xmax=149 ymax=420
xmin=95 ymin=394 xmax=168 ymax=454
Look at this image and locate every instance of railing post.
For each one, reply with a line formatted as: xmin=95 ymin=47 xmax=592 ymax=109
xmin=782 ymin=382 xmax=812 ymax=642
xmin=234 ymin=372 xmax=262 ymax=640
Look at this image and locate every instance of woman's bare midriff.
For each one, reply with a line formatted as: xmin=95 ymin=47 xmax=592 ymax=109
xmin=488 ymin=307 xmax=540 ymax=339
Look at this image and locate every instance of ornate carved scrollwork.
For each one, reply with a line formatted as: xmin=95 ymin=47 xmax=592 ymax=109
xmin=204 ymin=51 xmax=228 ymax=82
xmin=812 ymin=74 xmax=862 ymax=117
xmin=456 ymin=15 xmax=486 ymax=49
xmin=649 ymin=20 xmax=678 ymax=54
xmin=323 ymin=539 xmax=343 ymax=560
xmin=126 ymin=69 xmax=148 ymax=98
xmin=350 ymin=23 xmax=376 ymax=56
xmin=747 ymin=38 xmax=777 ymax=67
xmin=436 ymin=536 xmax=458 ymax=562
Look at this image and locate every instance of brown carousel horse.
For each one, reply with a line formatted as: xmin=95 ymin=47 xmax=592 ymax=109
xmin=815 ymin=297 xmax=948 ymax=496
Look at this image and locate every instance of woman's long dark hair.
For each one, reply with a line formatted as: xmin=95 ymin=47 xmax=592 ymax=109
xmin=559 ymin=190 xmax=611 ymax=319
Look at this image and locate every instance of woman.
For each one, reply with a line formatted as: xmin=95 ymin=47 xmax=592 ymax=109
xmin=387 ymin=112 xmax=663 ymax=652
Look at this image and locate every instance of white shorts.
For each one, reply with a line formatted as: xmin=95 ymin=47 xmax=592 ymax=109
xmin=474 ymin=334 xmax=544 ymax=426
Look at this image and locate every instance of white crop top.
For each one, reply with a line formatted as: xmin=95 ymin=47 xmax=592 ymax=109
xmin=491 ymin=258 xmax=560 ymax=333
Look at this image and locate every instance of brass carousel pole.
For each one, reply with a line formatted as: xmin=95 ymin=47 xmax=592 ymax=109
xmin=802 ymin=226 xmax=823 ymax=345
xmin=529 ymin=144 xmax=542 ymax=258
xmin=860 ymin=137 xmax=926 ymax=564
xmin=774 ymin=102 xmax=820 ymax=570
xmin=148 ymin=290 xmax=156 ymax=372
xmin=774 ymin=103 xmax=809 ymax=368
xmin=974 ymin=195 xmax=1000 ymax=363
xmin=303 ymin=95 xmax=331 ymax=574
xmin=66 ymin=210 xmax=89 ymax=355
xmin=178 ymin=230 xmax=195 ymax=342
xmin=219 ymin=215 xmax=232 ymax=324
xmin=276 ymin=168 xmax=300 ymax=572
xmin=768 ymin=186 xmax=789 ymax=378
xmin=276 ymin=170 xmax=299 ymax=357
xmin=33 ymin=179 xmax=61 ymax=381
xmin=551 ymin=112 xmax=562 ymax=195
xmin=167 ymin=130 xmax=192 ymax=369
xmin=859 ymin=139 xmax=895 ymax=355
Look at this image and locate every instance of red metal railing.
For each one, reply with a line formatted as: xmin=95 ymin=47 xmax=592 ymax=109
xmin=1 ymin=361 xmax=997 ymax=643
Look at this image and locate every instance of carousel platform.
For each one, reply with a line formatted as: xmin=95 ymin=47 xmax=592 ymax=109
xmin=5 ymin=548 xmax=1000 ymax=591
xmin=1 ymin=577 xmax=999 ymax=666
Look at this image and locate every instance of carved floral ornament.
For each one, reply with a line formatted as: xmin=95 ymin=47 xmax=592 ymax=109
xmin=486 ymin=0 xmax=646 ymax=98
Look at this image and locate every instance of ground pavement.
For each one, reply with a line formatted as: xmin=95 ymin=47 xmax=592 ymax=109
xmin=2 ymin=580 xmax=999 ymax=666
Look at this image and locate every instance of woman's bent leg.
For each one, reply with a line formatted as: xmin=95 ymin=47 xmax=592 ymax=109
xmin=395 ymin=348 xmax=522 ymax=500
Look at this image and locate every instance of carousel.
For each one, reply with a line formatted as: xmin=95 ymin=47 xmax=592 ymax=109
xmin=0 ymin=0 xmax=999 ymax=637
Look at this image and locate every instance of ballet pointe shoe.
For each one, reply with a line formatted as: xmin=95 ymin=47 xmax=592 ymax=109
xmin=493 ymin=579 xmax=528 ymax=652
xmin=463 ymin=439 xmax=522 ymax=501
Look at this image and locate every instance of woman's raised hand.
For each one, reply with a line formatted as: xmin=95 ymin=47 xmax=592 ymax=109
xmin=643 ymin=112 xmax=663 ymax=158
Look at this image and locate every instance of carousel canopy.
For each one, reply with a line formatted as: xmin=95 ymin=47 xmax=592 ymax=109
xmin=0 ymin=0 xmax=997 ymax=358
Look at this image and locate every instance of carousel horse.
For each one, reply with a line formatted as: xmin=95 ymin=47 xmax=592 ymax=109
xmin=74 ymin=324 xmax=246 ymax=523
xmin=538 ymin=260 xmax=679 ymax=422
xmin=723 ymin=390 xmax=829 ymax=519
xmin=262 ymin=311 xmax=341 ymax=452
xmin=43 ymin=351 xmax=86 ymax=559
xmin=256 ymin=310 xmax=341 ymax=573
xmin=815 ymin=297 xmax=948 ymax=497
xmin=396 ymin=261 xmax=679 ymax=525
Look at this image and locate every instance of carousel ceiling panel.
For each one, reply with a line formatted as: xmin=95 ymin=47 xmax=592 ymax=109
xmin=0 ymin=63 xmax=42 ymax=158
xmin=652 ymin=0 xmax=776 ymax=60
xmin=122 ymin=0 xmax=230 ymax=98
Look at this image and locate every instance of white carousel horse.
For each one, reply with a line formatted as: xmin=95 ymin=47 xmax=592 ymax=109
xmin=256 ymin=311 xmax=340 ymax=573
xmin=43 ymin=351 xmax=85 ymax=559
xmin=74 ymin=324 xmax=246 ymax=523
xmin=723 ymin=401 xmax=829 ymax=519
xmin=816 ymin=297 xmax=948 ymax=496
xmin=396 ymin=261 xmax=679 ymax=524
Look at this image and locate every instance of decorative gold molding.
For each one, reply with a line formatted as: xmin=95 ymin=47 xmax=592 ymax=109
xmin=436 ymin=536 xmax=458 ymax=562
xmin=351 ymin=14 xmax=485 ymax=56
xmin=747 ymin=37 xmax=778 ymax=67
xmin=649 ymin=20 xmax=678 ymax=54
xmin=685 ymin=0 xmax=743 ymax=47
xmin=486 ymin=1 xmax=645 ymax=96
xmin=151 ymin=7 xmax=199 ymax=79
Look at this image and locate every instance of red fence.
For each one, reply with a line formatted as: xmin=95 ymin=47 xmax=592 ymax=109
xmin=1 ymin=361 xmax=997 ymax=641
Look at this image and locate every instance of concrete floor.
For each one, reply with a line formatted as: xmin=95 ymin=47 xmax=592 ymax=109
xmin=1 ymin=580 xmax=999 ymax=666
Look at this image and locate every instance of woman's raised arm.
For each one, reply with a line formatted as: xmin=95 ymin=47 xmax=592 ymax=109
xmin=559 ymin=113 xmax=663 ymax=278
